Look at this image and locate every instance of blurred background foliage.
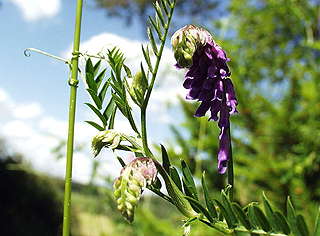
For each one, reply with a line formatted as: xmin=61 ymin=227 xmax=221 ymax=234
xmin=2 ymin=0 xmax=320 ymax=235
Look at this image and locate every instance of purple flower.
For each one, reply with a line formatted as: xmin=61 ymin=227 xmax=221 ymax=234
xmin=171 ymin=25 xmax=238 ymax=174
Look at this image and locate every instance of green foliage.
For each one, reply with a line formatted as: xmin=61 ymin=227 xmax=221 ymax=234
xmin=154 ymin=153 xmax=318 ymax=235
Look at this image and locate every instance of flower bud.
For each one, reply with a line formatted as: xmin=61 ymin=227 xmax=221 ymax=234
xmin=113 ymin=157 xmax=157 ymax=223
xmin=91 ymin=130 xmax=143 ymax=157
xmin=128 ymin=71 xmax=148 ymax=106
xmin=91 ymin=130 xmax=121 ymax=157
xmin=171 ymin=24 xmax=213 ymax=68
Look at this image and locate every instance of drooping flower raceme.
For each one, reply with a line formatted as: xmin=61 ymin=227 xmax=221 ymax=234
xmin=171 ymin=25 xmax=238 ymax=174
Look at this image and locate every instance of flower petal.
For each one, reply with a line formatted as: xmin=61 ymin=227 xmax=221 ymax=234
xmin=195 ymin=101 xmax=211 ymax=117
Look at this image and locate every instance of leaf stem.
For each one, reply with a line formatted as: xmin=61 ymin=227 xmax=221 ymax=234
xmin=148 ymin=186 xmax=174 ymax=204
xmin=227 ymin=127 xmax=234 ymax=201
xmin=140 ymin=0 xmax=176 ymax=157
xmin=221 ymin=78 xmax=234 ymax=201
xmin=141 ymin=106 xmax=153 ymax=157
xmin=62 ymin=0 xmax=83 ymax=236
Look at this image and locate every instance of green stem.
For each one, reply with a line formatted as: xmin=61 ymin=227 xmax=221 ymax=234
xmin=202 ymin=220 xmax=287 ymax=236
xmin=141 ymin=106 xmax=153 ymax=157
xmin=148 ymin=186 xmax=174 ymax=204
xmin=227 ymin=127 xmax=234 ymax=201
xmin=62 ymin=0 xmax=83 ymax=236
xmin=221 ymin=79 xmax=234 ymax=201
xmin=140 ymin=1 xmax=175 ymax=157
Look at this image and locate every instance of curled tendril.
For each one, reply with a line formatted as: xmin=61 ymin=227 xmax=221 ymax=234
xmin=24 ymin=48 xmax=71 ymax=64
xmin=24 ymin=47 xmax=111 ymax=70
xmin=24 ymin=49 xmax=32 ymax=57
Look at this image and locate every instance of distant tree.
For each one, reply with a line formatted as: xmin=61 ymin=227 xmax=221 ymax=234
xmin=0 ymin=140 xmax=79 ymax=236
xmin=94 ymin=0 xmax=221 ymax=26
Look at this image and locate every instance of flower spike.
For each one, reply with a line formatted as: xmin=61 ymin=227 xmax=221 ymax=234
xmin=172 ymin=25 xmax=238 ymax=174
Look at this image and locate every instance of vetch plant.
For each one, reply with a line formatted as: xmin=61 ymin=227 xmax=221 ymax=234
xmin=24 ymin=0 xmax=320 ymax=235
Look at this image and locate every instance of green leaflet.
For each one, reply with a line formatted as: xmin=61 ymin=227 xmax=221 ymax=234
xmin=184 ymin=196 xmax=214 ymax=223
xmin=95 ymin=68 xmax=106 ymax=90
xmin=274 ymin=211 xmax=291 ymax=235
xmin=155 ymin=161 xmax=199 ymax=218
xmin=181 ymin=160 xmax=198 ymax=200
xmin=201 ymin=172 xmax=218 ymax=218
xmin=85 ymin=103 xmax=107 ymax=127
xmin=85 ymin=58 xmax=94 ymax=74
xmin=147 ymin=27 xmax=158 ymax=56
xmin=87 ymin=88 xmax=102 ymax=109
xmin=262 ymin=192 xmax=281 ymax=232
xmin=314 ymin=206 xmax=320 ymax=236
xmin=92 ymin=60 xmax=101 ymax=77
xmin=297 ymin=214 xmax=309 ymax=236
xmin=221 ymin=190 xmax=238 ymax=226
xmin=160 ymin=144 xmax=170 ymax=173
xmin=252 ymin=205 xmax=271 ymax=232
xmin=232 ymin=202 xmax=252 ymax=230
xmin=214 ymin=199 xmax=235 ymax=229
xmin=103 ymin=97 xmax=116 ymax=121
xmin=98 ymin=80 xmax=110 ymax=103
xmin=287 ymin=197 xmax=300 ymax=236
xmin=142 ymin=45 xmax=153 ymax=72
xmin=85 ymin=121 xmax=104 ymax=131
xmin=169 ymin=166 xmax=182 ymax=191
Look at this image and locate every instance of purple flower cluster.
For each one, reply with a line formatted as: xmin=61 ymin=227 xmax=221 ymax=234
xmin=172 ymin=25 xmax=238 ymax=174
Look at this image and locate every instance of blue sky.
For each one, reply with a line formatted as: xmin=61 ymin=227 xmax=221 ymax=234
xmin=0 ymin=0 xmax=185 ymax=182
xmin=1 ymin=0 xmax=143 ymax=119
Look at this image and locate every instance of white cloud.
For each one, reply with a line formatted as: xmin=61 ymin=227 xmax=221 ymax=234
xmin=13 ymin=102 xmax=42 ymax=119
xmin=39 ymin=117 xmax=67 ymax=138
xmin=2 ymin=120 xmax=35 ymax=138
xmin=0 ymin=87 xmax=97 ymax=183
xmin=0 ymin=88 xmax=8 ymax=102
xmin=0 ymin=87 xmax=134 ymax=184
xmin=10 ymin=0 xmax=61 ymax=21
xmin=0 ymin=89 xmax=14 ymax=121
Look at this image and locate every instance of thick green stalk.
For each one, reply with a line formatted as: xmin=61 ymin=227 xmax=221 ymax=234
xmin=140 ymin=1 xmax=176 ymax=157
xmin=62 ymin=0 xmax=83 ymax=235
